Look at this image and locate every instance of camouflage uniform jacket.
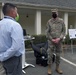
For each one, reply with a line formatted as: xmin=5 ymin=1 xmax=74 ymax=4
xmin=46 ymin=17 xmax=66 ymax=41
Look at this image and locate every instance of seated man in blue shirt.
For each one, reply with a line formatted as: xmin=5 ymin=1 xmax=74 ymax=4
xmin=0 ymin=3 xmax=25 ymax=75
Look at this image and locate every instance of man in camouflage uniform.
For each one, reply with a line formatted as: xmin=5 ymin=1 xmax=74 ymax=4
xmin=46 ymin=9 xmax=66 ymax=75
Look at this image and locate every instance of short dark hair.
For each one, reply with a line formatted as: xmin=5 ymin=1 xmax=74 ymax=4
xmin=2 ymin=3 xmax=16 ymax=15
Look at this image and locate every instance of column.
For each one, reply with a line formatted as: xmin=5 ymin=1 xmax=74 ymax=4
xmin=64 ymin=12 xmax=68 ymax=34
xmin=0 ymin=3 xmax=4 ymax=19
xmin=35 ymin=10 xmax=41 ymax=35
xmin=74 ymin=17 xmax=76 ymax=28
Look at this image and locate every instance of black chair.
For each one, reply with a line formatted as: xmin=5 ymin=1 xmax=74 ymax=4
xmin=23 ymin=29 xmax=27 ymax=36
xmin=31 ymin=41 xmax=48 ymax=67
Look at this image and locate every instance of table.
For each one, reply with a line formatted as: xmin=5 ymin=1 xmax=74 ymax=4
xmin=22 ymin=36 xmax=35 ymax=74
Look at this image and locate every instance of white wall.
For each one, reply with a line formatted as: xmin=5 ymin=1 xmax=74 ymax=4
xmin=41 ymin=15 xmax=51 ymax=34
xmin=19 ymin=14 xmax=35 ymax=35
xmin=68 ymin=16 xmax=75 ymax=29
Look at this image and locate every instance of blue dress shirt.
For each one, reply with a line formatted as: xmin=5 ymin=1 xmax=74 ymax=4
xmin=0 ymin=16 xmax=25 ymax=61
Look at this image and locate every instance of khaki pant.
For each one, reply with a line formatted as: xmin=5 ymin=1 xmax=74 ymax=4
xmin=0 ymin=62 xmax=6 ymax=75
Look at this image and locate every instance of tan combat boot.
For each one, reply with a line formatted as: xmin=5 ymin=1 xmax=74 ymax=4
xmin=56 ymin=65 xmax=63 ymax=74
xmin=48 ymin=64 xmax=52 ymax=75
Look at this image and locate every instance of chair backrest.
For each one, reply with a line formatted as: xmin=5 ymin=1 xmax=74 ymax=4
xmin=31 ymin=41 xmax=48 ymax=57
xmin=23 ymin=29 xmax=27 ymax=36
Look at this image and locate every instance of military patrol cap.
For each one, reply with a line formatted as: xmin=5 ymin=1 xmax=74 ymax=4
xmin=51 ymin=8 xmax=58 ymax=12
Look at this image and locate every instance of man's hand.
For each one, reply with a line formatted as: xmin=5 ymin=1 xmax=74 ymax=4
xmin=52 ymin=39 xmax=56 ymax=43
xmin=52 ymin=38 xmax=60 ymax=44
xmin=55 ymin=38 xmax=60 ymax=43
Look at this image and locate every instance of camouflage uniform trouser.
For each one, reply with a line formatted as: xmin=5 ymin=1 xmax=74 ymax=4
xmin=47 ymin=40 xmax=62 ymax=65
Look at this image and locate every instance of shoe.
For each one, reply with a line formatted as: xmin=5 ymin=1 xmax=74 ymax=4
xmin=48 ymin=64 xmax=52 ymax=75
xmin=56 ymin=65 xmax=63 ymax=74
